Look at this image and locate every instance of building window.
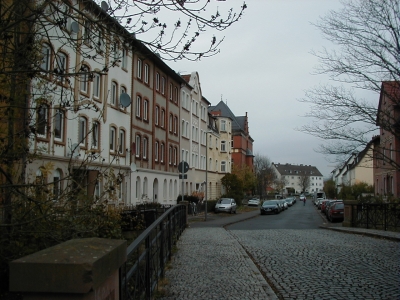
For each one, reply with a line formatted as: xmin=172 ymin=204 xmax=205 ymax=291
xmin=137 ymin=58 xmax=142 ymax=79
xmin=83 ymin=20 xmax=91 ymax=45
xmin=55 ymin=52 xmax=67 ymax=82
xmin=161 ymin=77 xmax=165 ymax=94
xmin=53 ymin=169 xmax=62 ymax=199
xmin=120 ymin=86 xmax=126 ymax=109
xmin=161 ymin=109 xmax=165 ymax=128
xmin=119 ymin=129 xmax=125 ymax=154
xmin=181 ymin=120 xmax=185 ymax=137
xmin=169 ymin=114 xmax=173 ymax=132
xmin=160 ymin=143 xmax=165 ymax=163
xmin=112 ymin=41 xmax=119 ymax=60
xmin=174 ymin=87 xmax=178 ymax=103
xmin=121 ymin=48 xmax=127 ymax=69
xmin=155 ymin=106 xmax=159 ymax=125
xmin=54 ymin=109 xmax=63 ymax=141
xmin=155 ymin=141 xmax=159 ymax=162
xmin=41 ymin=43 xmax=51 ymax=72
xmin=92 ymin=121 xmax=99 ymax=149
xmin=169 ymin=83 xmax=173 ymax=100
xmin=144 ymin=64 xmax=149 ymax=83
xmin=111 ymin=82 xmax=118 ymax=106
xmin=93 ymin=73 xmax=101 ymax=99
xmin=173 ymin=147 xmax=177 ymax=165
xmin=156 ymin=72 xmax=160 ymax=91
xmin=135 ymin=135 xmax=141 ymax=157
xmin=78 ymin=116 xmax=87 ymax=147
xmin=143 ymin=99 xmax=148 ymax=121
xmin=110 ymin=126 xmax=116 ymax=152
xmin=143 ymin=137 xmax=148 ymax=159
xmin=136 ymin=96 xmax=141 ymax=118
xmin=37 ymin=105 xmax=48 ymax=137
xmin=174 ymin=116 xmax=178 ymax=134
xmin=80 ymin=65 xmax=89 ymax=93
xmin=220 ymin=120 xmax=226 ymax=131
xmin=220 ymin=140 xmax=226 ymax=152
xmin=169 ymin=145 xmax=173 ymax=165
xmin=221 ymin=161 xmax=226 ymax=172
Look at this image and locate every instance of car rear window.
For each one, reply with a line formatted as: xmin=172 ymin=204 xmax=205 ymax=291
xmin=334 ymin=203 xmax=344 ymax=209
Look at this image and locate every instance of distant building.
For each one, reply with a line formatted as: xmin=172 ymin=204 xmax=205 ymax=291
xmin=272 ymin=163 xmax=324 ymax=195
xmin=209 ymin=101 xmax=254 ymax=170
xmin=374 ymin=81 xmax=400 ymax=198
xmin=331 ymin=140 xmax=375 ymax=194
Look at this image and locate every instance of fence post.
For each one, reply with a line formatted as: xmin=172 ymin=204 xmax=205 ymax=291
xmin=9 ymin=238 xmax=126 ymax=300
xmin=343 ymin=200 xmax=357 ymax=228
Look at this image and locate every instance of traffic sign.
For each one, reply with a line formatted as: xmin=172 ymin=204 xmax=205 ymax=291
xmin=179 ymin=174 xmax=187 ymax=179
xmin=178 ymin=161 xmax=189 ymax=173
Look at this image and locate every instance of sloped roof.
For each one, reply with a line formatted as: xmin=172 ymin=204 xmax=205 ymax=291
xmin=209 ymin=101 xmax=244 ymax=132
xmin=274 ymin=163 xmax=323 ymax=177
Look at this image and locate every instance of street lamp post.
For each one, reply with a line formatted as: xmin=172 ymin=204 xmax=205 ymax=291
xmin=205 ymin=131 xmax=208 ymax=221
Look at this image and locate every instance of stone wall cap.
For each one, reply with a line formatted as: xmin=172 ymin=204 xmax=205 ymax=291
xmin=9 ymin=237 xmax=127 ymax=294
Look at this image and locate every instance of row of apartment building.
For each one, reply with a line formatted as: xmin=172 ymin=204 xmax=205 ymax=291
xmin=332 ymin=82 xmax=400 ymax=198
xmin=12 ymin=0 xmax=254 ymax=206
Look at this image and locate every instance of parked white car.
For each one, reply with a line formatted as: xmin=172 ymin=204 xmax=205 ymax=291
xmin=215 ymin=198 xmax=237 ymax=214
xmin=248 ymin=198 xmax=260 ymax=206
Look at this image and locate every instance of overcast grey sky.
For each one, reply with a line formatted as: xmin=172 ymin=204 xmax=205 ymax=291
xmin=165 ymin=0 xmax=377 ymax=178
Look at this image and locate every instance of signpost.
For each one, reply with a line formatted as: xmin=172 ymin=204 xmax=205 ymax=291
xmin=178 ymin=161 xmax=189 ymax=202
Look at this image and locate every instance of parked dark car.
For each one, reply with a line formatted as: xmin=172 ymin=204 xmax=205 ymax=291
xmin=284 ymin=198 xmax=294 ymax=206
xmin=260 ymin=200 xmax=281 ymax=215
xmin=325 ymin=200 xmax=342 ymax=217
xmin=215 ymin=198 xmax=237 ymax=214
xmin=327 ymin=202 xmax=344 ymax=222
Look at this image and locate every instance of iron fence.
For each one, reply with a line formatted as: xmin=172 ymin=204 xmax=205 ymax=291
xmin=351 ymin=202 xmax=400 ymax=231
xmin=119 ymin=204 xmax=186 ymax=300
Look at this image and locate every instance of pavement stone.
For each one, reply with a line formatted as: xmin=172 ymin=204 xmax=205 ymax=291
xmin=160 ymin=210 xmax=400 ymax=300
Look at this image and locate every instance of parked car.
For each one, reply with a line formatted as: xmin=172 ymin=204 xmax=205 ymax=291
xmin=278 ymin=199 xmax=288 ymax=210
xmin=324 ymin=200 xmax=342 ymax=217
xmin=248 ymin=198 xmax=260 ymax=206
xmin=327 ymin=202 xmax=344 ymax=222
xmin=319 ymin=200 xmax=330 ymax=211
xmin=284 ymin=198 xmax=294 ymax=206
xmin=260 ymin=200 xmax=281 ymax=215
xmin=215 ymin=198 xmax=237 ymax=214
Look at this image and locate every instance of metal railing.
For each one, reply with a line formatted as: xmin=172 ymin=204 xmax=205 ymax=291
xmin=119 ymin=204 xmax=186 ymax=300
xmin=351 ymin=202 xmax=400 ymax=231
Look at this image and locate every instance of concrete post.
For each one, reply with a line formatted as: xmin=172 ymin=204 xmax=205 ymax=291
xmin=343 ymin=200 xmax=358 ymax=228
xmin=9 ymin=238 xmax=126 ymax=300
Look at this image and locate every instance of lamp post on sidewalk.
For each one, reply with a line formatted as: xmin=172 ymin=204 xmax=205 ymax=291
xmin=205 ymin=130 xmax=213 ymax=221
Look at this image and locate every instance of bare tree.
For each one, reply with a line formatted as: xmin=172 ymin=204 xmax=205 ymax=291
xmin=0 ymin=1 xmax=246 ymax=297
xmin=298 ymin=174 xmax=310 ymax=194
xmin=275 ymin=176 xmax=287 ymax=198
xmin=297 ymin=0 xmax=399 ymax=166
xmin=254 ymin=153 xmax=276 ymax=199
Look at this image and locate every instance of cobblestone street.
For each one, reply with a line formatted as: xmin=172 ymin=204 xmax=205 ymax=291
xmin=231 ymin=229 xmax=400 ymax=300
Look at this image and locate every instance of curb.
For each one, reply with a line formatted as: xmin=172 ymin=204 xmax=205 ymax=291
xmin=319 ymin=225 xmax=400 ymax=242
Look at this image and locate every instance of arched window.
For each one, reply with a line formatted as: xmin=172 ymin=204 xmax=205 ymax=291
xmin=155 ymin=141 xmax=159 ymax=162
xmin=119 ymin=129 xmax=125 ymax=154
xmin=80 ymin=65 xmax=90 ymax=93
xmin=53 ymin=169 xmax=62 ymax=199
xmin=41 ymin=43 xmax=51 ymax=72
xmin=91 ymin=121 xmax=100 ymax=149
xmin=78 ymin=116 xmax=87 ymax=147
xmin=135 ymin=135 xmax=141 ymax=157
xmin=143 ymin=137 xmax=148 ymax=159
xmin=111 ymin=81 xmax=118 ymax=106
xmin=109 ymin=126 xmax=116 ymax=152
xmin=54 ymin=109 xmax=64 ymax=141
xmin=37 ymin=104 xmax=49 ymax=138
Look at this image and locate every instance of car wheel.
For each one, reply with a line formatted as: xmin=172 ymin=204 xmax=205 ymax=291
xmin=230 ymin=209 xmax=233 ymax=214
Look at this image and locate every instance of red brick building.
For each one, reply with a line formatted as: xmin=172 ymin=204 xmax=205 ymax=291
xmin=374 ymin=81 xmax=400 ymax=198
